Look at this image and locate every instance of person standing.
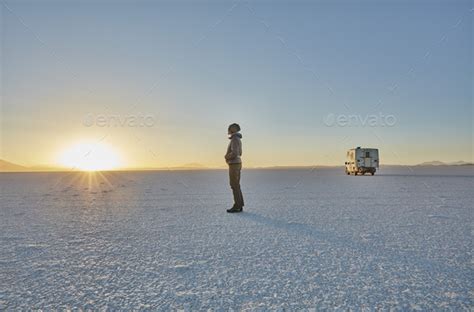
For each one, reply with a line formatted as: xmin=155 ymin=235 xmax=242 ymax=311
xmin=225 ymin=123 xmax=244 ymax=213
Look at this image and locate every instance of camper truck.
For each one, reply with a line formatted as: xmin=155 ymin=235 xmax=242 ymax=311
xmin=345 ymin=147 xmax=379 ymax=175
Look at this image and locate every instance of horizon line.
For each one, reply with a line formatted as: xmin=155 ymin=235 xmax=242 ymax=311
xmin=1 ymin=163 xmax=473 ymax=173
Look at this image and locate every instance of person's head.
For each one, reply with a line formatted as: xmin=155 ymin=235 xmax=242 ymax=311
xmin=227 ymin=123 xmax=241 ymax=135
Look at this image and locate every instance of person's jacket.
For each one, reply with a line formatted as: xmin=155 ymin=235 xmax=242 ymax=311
xmin=225 ymin=132 xmax=242 ymax=164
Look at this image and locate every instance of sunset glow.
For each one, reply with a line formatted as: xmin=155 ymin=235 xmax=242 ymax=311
xmin=58 ymin=142 xmax=121 ymax=171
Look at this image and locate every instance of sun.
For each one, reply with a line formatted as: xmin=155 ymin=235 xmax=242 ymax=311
xmin=58 ymin=142 xmax=121 ymax=171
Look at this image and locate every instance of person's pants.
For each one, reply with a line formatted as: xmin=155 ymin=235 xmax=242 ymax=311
xmin=229 ymin=163 xmax=244 ymax=208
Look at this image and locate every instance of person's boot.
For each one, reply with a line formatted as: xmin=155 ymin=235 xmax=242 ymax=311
xmin=227 ymin=205 xmax=242 ymax=213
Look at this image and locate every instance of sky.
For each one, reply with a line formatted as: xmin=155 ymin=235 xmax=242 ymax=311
xmin=1 ymin=0 xmax=472 ymax=169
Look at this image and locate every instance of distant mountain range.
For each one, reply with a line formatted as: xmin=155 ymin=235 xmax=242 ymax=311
xmin=0 ymin=159 xmax=60 ymax=172
xmin=0 ymin=159 xmax=28 ymax=172
xmin=416 ymin=161 xmax=473 ymax=166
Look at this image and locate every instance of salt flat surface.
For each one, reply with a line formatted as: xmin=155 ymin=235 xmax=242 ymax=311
xmin=1 ymin=167 xmax=473 ymax=310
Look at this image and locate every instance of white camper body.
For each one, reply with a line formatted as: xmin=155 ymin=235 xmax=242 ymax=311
xmin=345 ymin=147 xmax=379 ymax=175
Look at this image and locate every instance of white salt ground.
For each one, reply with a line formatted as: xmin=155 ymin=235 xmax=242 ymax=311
xmin=0 ymin=166 xmax=473 ymax=310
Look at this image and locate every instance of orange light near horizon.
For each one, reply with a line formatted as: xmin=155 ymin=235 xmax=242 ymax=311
xmin=58 ymin=142 xmax=121 ymax=171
